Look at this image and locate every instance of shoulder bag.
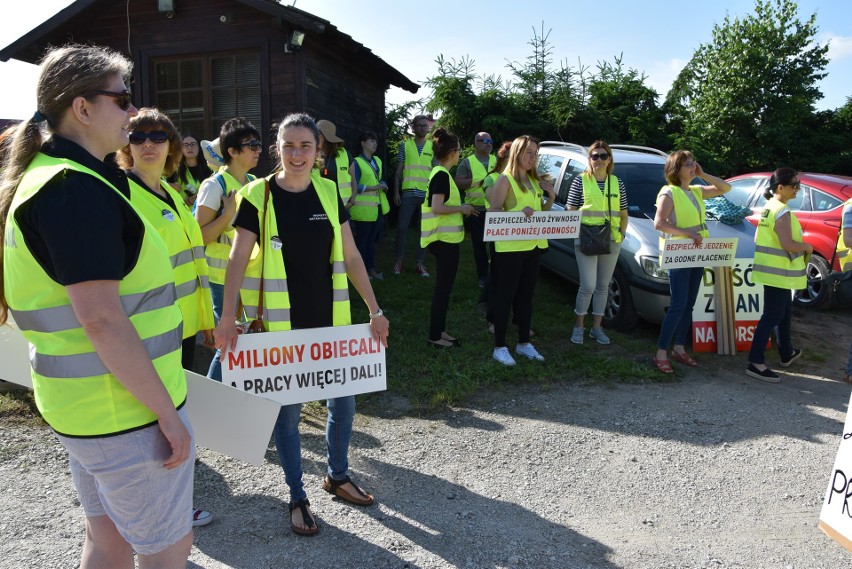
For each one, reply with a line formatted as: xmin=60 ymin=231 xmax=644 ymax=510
xmin=579 ymin=176 xmax=612 ymax=255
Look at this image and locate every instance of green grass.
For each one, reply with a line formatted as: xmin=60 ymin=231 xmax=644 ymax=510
xmin=352 ymin=228 xmax=666 ymax=409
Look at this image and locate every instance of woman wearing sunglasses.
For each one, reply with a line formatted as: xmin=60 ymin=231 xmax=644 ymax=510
xmin=566 ymin=141 xmax=628 ymax=346
xmin=0 ymin=45 xmax=194 ymax=566
xmin=652 ymin=150 xmax=731 ymax=373
xmin=169 ymin=132 xmax=212 ymax=206
xmin=747 ymin=167 xmax=811 ymax=382
xmin=194 ymin=117 xmax=261 ymax=382
xmin=214 ymin=113 xmax=388 ymax=536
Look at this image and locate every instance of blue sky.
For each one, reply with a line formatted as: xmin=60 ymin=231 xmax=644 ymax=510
xmin=1 ymin=0 xmax=849 ymax=119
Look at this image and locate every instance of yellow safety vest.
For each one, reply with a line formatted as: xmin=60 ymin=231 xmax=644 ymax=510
xmin=129 ymin=178 xmax=215 ymax=338
xmin=463 ymin=154 xmax=497 ymax=207
xmin=657 ymin=184 xmax=708 ymax=254
xmin=238 ymin=175 xmax=351 ymax=331
xmin=334 ymin=148 xmax=353 ymax=202
xmin=4 ymin=154 xmax=186 ymax=437
xmin=178 ymin=169 xmax=199 ymax=201
xmin=401 ymin=139 xmax=433 ymax=192
xmin=203 ymin=168 xmax=255 ymax=285
xmin=580 ymin=173 xmax=623 ymax=243
xmin=351 ymin=155 xmax=384 ymax=222
xmin=495 ymin=175 xmax=548 ymax=253
xmin=752 ymin=197 xmax=807 ymax=289
xmin=421 ymin=166 xmax=464 ymax=247
xmin=837 ymin=199 xmax=852 ymax=272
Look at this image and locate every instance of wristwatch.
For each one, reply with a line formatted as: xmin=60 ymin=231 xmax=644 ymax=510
xmin=369 ymin=308 xmax=384 ymax=319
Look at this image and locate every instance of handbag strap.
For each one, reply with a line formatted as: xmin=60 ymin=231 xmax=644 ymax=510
xmin=256 ymin=180 xmax=270 ymax=320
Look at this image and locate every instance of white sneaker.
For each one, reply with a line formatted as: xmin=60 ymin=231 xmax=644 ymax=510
xmin=493 ymin=347 xmax=516 ymax=366
xmin=192 ymin=508 xmax=213 ymax=527
xmin=589 ymin=327 xmax=611 ymax=345
xmin=515 ymin=343 xmax=544 ymax=361
xmin=570 ymin=327 xmax=585 ymax=345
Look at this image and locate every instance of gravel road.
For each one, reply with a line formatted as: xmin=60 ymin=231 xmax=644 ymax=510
xmin=2 ymin=307 xmax=851 ymax=568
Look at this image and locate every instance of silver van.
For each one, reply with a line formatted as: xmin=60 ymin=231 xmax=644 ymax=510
xmin=536 ymin=142 xmax=757 ymax=330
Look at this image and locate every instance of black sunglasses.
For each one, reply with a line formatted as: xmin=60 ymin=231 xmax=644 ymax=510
xmin=590 ymin=152 xmax=610 ymax=161
xmin=91 ymin=89 xmax=132 ymax=111
xmin=478 ymin=139 xmax=494 ymax=144
xmin=129 ymin=130 xmax=169 ymax=145
xmin=788 ymin=181 xmax=801 ymax=189
xmin=240 ymin=140 xmax=263 ymax=151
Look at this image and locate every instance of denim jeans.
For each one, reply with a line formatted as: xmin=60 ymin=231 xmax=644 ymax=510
xmin=847 ymin=339 xmax=852 ymax=374
xmin=207 ymin=282 xmax=224 ymax=382
xmin=656 ymin=267 xmax=703 ymax=350
xmin=352 ymin=216 xmax=383 ymax=272
xmin=574 ymin=241 xmax=621 ymax=317
xmin=395 ymin=193 xmax=425 ymax=264
xmin=748 ymin=285 xmax=794 ymax=365
xmin=273 ymin=396 xmax=356 ymax=503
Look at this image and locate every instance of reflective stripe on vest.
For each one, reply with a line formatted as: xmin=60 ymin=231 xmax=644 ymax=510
xmin=838 ymin=200 xmax=852 ymax=272
xmin=657 ymin=185 xmax=708 ymax=253
xmin=4 ymin=154 xmax=186 ymax=437
xmin=464 ymin=155 xmax=496 ymax=207
xmin=130 ymin=179 xmax=214 ymax=338
xmin=204 ymin=168 xmax=254 ymax=285
xmin=752 ymin=197 xmax=807 ymax=289
xmin=350 ymin=155 xmax=384 ymax=222
xmin=335 ymin=148 xmax=353 ymax=202
xmin=495 ymin=175 xmax=548 ymax=253
xmin=421 ymin=166 xmax=464 ymax=246
xmin=401 ymin=139 xmax=433 ymax=191
xmin=238 ymin=176 xmax=351 ymax=331
xmin=580 ymin=173 xmax=623 ymax=243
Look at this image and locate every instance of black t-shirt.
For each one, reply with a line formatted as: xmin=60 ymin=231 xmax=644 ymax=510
xmin=14 ymin=136 xmax=141 ymax=285
xmin=319 ymin=149 xmax=351 ymax=186
xmin=427 ymin=169 xmax=451 ymax=204
xmin=234 ymin=179 xmax=350 ymax=329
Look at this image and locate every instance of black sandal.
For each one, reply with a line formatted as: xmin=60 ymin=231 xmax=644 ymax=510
xmin=289 ymin=498 xmax=319 ymax=536
xmin=322 ymin=475 xmax=374 ymax=506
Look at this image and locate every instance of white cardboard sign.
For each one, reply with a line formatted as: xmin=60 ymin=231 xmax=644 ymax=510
xmin=483 ymin=210 xmax=581 ymax=242
xmin=660 ymin=238 xmax=738 ymax=269
xmin=0 ymin=321 xmax=280 ymax=466
xmin=221 ymin=323 xmax=386 ymax=405
xmin=819 ymin=388 xmax=852 ymax=552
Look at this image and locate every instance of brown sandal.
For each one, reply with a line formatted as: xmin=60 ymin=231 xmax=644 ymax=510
xmin=289 ymin=499 xmax=319 ymax=536
xmin=653 ymin=357 xmax=674 ymax=374
xmin=322 ymin=475 xmax=374 ymax=506
xmin=672 ymin=351 xmax=698 ymax=367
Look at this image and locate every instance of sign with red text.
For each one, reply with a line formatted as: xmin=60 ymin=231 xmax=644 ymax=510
xmin=660 ymin=238 xmax=738 ymax=269
xmin=483 ymin=210 xmax=581 ymax=242
xmin=691 ymin=260 xmax=763 ymax=353
xmin=222 ymin=323 xmax=386 ymax=405
xmin=820 ymin=388 xmax=852 ymax=552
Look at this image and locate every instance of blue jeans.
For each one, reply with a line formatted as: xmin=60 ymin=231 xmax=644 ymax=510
xmin=657 ymin=267 xmax=703 ymax=350
xmin=352 ymin=216 xmax=383 ymax=272
xmin=395 ymin=193 xmax=425 ymax=264
xmin=748 ymin=285 xmax=794 ymax=365
xmin=207 ymin=282 xmax=224 ymax=382
xmin=274 ymin=396 xmax=356 ymax=503
xmin=847 ymin=339 xmax=852 ymax=375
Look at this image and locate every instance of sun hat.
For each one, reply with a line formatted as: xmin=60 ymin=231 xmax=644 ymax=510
xmin=316 ymin=120 xmax=343 ymax=143
xmin=201 ymin=137 xmax=226 ymax=169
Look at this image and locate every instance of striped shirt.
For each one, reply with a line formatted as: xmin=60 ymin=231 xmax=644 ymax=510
xmin=397 ymin=141 xmax=428 ymax=199
xmin=566 ymin=175 xmax=628 ymax=211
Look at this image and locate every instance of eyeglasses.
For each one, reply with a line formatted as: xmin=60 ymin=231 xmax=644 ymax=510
xmin=240 ymin=140 xmax=263 ymax=151
xmin=681 ymin=161 xmax=696 ymax=168
xmin=787 ymin=181 xmax=801 ymax=189
xmin=183 ymin=142 xmax=198 ymax=149
xmin=477 ymin=139 xmax=494 ymax=144
xmin=413 ymin=123 xmax=429 ymax=128
xmin=91 ymin=89 xmax=132 ymax=111
xmin=129 ymin=130 xmax=169 ymax=145
xmin=590 ymin=152 xmax=610 ymax=161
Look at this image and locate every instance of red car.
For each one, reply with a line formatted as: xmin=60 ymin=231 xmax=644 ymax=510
xmin=725 ymin=172 xmax=852 ymax=308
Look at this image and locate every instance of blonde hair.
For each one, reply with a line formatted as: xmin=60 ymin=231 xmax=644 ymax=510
xmin=503 ymin=135 xmax=540 ymax=188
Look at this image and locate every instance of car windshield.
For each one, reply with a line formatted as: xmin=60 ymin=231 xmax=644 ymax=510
xmin=612 ymin=162 xmax=666 ymax=216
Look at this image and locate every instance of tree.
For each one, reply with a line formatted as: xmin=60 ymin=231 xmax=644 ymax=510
xmin=666 ymin=0 xmax=829 ymax=175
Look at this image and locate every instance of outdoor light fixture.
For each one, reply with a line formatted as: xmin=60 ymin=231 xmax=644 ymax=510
xmin=157 ymin=0 xmax=174 ymax=16
xmin=285 ymin=30 xmax=305 ymax=53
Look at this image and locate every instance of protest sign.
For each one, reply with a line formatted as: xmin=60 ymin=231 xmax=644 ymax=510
xmin=0 ymin=320 xmax=280 ymax=466
xmin=483 ymin=210 xmax=581 ymax=242
xmin=660 ymin=238 xmax=738 ymax=269
xmin=222 ymin=323 xmax=386 ymax=405
xmin=691 ymin=260 xmax=764 ymax=353
xmin=820 ymin=388 xmax=852 ymax=552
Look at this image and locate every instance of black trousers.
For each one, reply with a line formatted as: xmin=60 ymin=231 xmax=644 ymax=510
xmin=464 ymin=210 xmax=489 ymax=280
xmin=428 ymin=241 xmax=461 ymax=341
xmin=181 ymin=335 xmax=196 ymax=371
xmin=493 ymin=248 xmax=542 ymax=347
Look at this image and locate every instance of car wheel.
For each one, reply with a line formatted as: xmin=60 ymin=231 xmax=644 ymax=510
xmin=603 ymin=267 xmax=639 ymax=331
xmin=793 ymin=254 xmax=830 ymax=309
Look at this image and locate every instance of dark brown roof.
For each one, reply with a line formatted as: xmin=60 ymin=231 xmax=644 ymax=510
xmin=0 ymin=0 xmax=419 ymax=93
